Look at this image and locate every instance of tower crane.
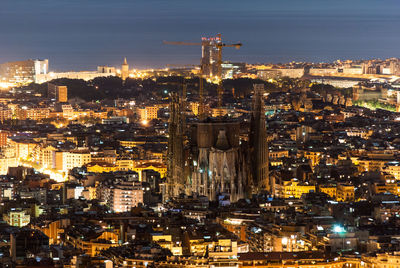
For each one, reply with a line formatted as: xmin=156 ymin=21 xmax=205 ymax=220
xmin=163 ymin=34 xmax=242 ymax=118
xmin=165 ymin=64 xmax=199 ymax=68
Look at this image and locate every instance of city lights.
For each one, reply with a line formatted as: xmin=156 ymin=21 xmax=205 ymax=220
xmin=333 ymin=225 xmax=346 ymax=234
xmin=0 ymin=1 xmax=399 ymax=266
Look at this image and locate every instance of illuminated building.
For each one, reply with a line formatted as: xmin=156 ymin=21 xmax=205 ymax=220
xmin=65 ymin=230 xmax=119 ymax=257
xmin=133 ymin=162 xmax=167 ymax=181
xmin=9 ymin=139 xmax=37 ymax=160
xmin=65 ymin=185 xmax=85 ymax=199
xmin=190 ymin=102 xmax=199 ymax=115
xmin=0 ymin=130 xmax=11 ymax=146
xmin=245 ymin=223 xmax=313 ymax=253
xmin=217 ymin=217 xmax=251 ymax=241
xmin=0 ymin=180 xmax=14 ymax=201
xmin=356 ymin=154 xmax=395 ymax=172
xmin=211 ymin=107 xmax=228 ymax=117
xmin=159 ymin=256 xmax=239 ymax=267
xmin=116 ymin=159 xmax=135 ymax=171
xmin=167 ymin=84 xmax=270 ymax=202
xmin=3 ymin=208 xmax=30 ymax=227
xmin=269 ymin=149 xmax=289 ymax=166
xmin=188 ymin=237 xmax=238 ymax=259
xmin=201 ymin=36 xmax=220 ymax=78
xmin=239 ymin=252 xmax=357 ymax=268
xmin=138 ymin=105 xmax=159 ymax=121
xmin=97 ymin=65 xmax=116 ymax=74
xmin=0 ymin=151 xmax=17 ymax=175
xmin=86 ymin=162 xmax=117 ymax=173
xmin=32 ymin=219 xmax=70 ymax=245
xmin=372 ymin=182 xmax=400 ymax=196
xmin=319 ymin=185 xmax=337 ymax=199
xmin=345 ymin=128 xmax=373 ymax=139
xmin=120 ymin=139 xmax=153 ymax=148
xmin=336 ymin=184 xmax=355 ymax=202
xmin=48 ymin=83 xmax=68 ymax=103
xmin=190 ymin=120 xmax=247 ymax=202
xmin=190 ymin=102 xmax=210 ymax=117
xmin=300 ymin=150 xmax=323 ymax=168
xmin=90 ymin=148 xmax=117 ymax=165
xmin=281 ymin=179 xmax=316 ymax=198
xmin=27 ymin=107 xmax=50 ymax=121
xmin=61 ymin=104 xmax=74 ymax=119
xmin=0 ymin=108 xmax=12 ymax=122
xmin=152 ymin=234 xmax=183 ymax=256
xmin=17 ymin=107 xmax=50 ymax=121
xmin=383 ymin=162 xmax=400 ymax=180
xmin=257 ymin=68 xmax=304 ymax=80
xmin=269 ymin=150 xmax=289 ymax=160
xmin=62 ymin=150 xmax=91 ymax=173
xmin=221 ymin=61 xmax=246 ymax=79
xmin=93 ymin=110 xmax=108 ymax=119
xmin=363 ymin=253 xmax=400 ymax=268
xmin=82 ymin=186 xmax=98 ymax=200
xmin=35 ymin=70 xmax=114 ymax=83
xmin=110 ymin=181 xmax=143 ymax=212
xmin=38 ymin=145 xmax=58 ymax=170
xmin=0 ymin=59 xmax=48 ymax=84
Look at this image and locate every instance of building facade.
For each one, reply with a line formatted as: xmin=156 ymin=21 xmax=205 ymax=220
xmin=0 ymin=59 xmax=48 ymax=84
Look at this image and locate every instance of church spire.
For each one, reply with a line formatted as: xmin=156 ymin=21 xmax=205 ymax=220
xmin=166 ymin=93 xmax=185 ymax=201
xmin=249 ymin=84 xmax=270 ymax=194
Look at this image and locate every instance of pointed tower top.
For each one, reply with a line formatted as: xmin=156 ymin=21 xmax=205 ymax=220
xmin=215 ymin=130 xmax=230 ymax=150
xmin=123 ymin=57 xmax=128 ymax=65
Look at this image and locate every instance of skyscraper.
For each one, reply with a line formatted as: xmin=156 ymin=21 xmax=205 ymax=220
xmin=201 ymin=36 xmax=221 ymax=78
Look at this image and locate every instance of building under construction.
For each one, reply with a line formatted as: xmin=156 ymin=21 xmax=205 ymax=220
xmin=164 ymin=34 xmax=242 ymax=110
xmin=201 ymin=36 xmax=221 ymax=78
xmin=165 ymin=84 xmax=270 ymax=203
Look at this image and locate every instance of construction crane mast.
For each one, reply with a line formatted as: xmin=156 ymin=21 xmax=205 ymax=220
xmin=165 ymin=64 xmax=198 ymax=68
xmin=163 ymin=34 xmax=241 ymax=118
xmin=214 ymin=33 xmax=242 ymax=108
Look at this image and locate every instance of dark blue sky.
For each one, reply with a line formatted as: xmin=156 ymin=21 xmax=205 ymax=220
xmin=1 ymin=0 xmax=399 ymax=71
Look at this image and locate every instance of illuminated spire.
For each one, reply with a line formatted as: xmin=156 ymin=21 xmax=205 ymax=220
xmin=121 ymin=57 xmax=129 ymax=81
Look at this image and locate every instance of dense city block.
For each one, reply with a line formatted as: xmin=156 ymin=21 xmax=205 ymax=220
xmin=0 ymin=54 xmax=400 ymax=267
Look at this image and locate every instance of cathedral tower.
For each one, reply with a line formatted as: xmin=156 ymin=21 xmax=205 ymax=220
xmin=166 ymin=93 xmax=185 ymax=200
xmin=249 ymin=84 xmax=270 ymax=193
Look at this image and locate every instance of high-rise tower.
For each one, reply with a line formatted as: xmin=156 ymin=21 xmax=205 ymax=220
xmin=201 ymin=36 xmax=221 ymax=78
xmin=249 ymin=84 xmax=269 ymax=193
xmin=121 ymin=57 xmax=129 ymax=81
